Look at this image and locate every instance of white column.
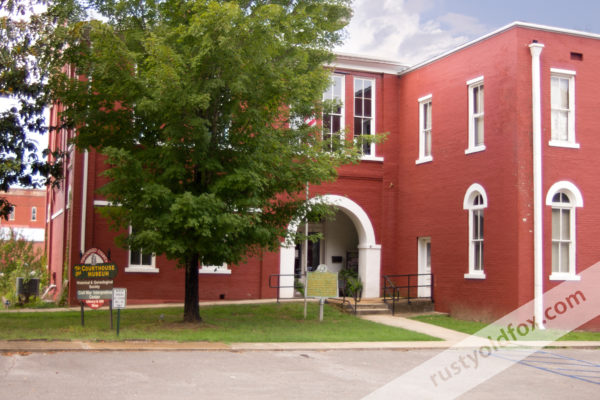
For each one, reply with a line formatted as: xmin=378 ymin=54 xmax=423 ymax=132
xmin=529 ymin=42 xmax=545 ymax=329
xmin=279 ymin=245 xmax=296 ymax=298
xmin=358 ymin=244 xmax=382 ymax=298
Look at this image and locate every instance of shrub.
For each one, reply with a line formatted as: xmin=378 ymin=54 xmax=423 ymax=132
xmin=0 ymin=229 xmax=47 ymax=305
xmin=339 ymin=268 xmax=363 ymax=301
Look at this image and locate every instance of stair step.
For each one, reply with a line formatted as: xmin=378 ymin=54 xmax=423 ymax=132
xmin=354 ymin=308 xmax=392 ymax=315
xmin=327 ymin=297 xmax=434 ymax=315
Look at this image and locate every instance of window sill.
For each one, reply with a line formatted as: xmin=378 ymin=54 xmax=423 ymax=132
xmin=415 ymin=156 xmax=433 ymax=165
xmin=549 ymin=140 xmax=580 ymax=149
xmin=464 ymin=272 xmax=486 ymax=280
xmin=465 ymin=145 xmax=486 ymax=155
xmin=125 ymin=266 xmax=159 ymax=273
xmin=199 ymin=267 xmax=232 ymax=275
xmin=360 ymin=155 xmax=384 ymax=162
xmin=549 ymin=273 xmax=581 ymax=281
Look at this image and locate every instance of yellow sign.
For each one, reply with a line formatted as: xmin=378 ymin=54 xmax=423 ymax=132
xmin=73 ymin=263 xmax=118 ymax=279
xmin=306 ymin=272 xmax=338 ymax=298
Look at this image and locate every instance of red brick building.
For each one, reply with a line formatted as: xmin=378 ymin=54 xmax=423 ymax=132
xmin=46 ymin=22 xmax=600 ymax=329
xmin=0 ymin=189 xmax=46 ymax=253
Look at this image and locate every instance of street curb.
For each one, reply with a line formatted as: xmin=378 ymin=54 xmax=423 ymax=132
xmin=1 ymin=340 xmax=599 ymax=353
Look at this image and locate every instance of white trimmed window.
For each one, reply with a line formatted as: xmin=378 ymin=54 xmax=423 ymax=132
xmin=31 ymin=207 xmax=37 ymax=221
xmin=8 ymin=208 xmax=15 ymax=221
xmin=416 ymin=94 xmax=433 ymax=164
xmin=126 ymin=226 xmax=158 ymax=273
xmin=546 ymin=181 xmax=583 ymax=280
xmin=466 ymin=76 xmax=485 ymax=154
xmin=463 ymin=184 xmax=488 ymax=279
xmin=323 ymin=75 xmax=345 ymax=152
xmin=354 ymin=77 xmax=376 ymax=157
xmin=550 ymin=69 xmax=578 ymax=148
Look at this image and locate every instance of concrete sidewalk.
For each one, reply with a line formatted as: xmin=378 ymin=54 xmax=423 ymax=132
xmin=1 ymin=312 xmax=599 ymax=352
xmin=362 ymin=314 xmax=470 ymax=342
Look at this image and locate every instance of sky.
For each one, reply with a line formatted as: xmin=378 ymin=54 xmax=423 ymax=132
xmin=336 ymin=0 xmax=600 ymax=65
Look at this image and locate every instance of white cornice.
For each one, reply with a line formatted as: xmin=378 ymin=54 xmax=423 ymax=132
xmin=330 ymin=52 xmax=408 ymax=74
xmin=4 ymin=188 xmax=46 ymax=197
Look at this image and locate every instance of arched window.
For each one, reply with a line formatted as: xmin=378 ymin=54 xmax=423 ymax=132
xmin=464 ymin=184 xmax=488 ymax=279
xmin=546 ymin=181 xmax=583 ymax=280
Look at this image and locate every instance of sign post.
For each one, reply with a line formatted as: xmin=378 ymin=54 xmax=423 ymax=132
xmin=306 ymin=265 xmax=338 ymax=322
xmin=112 ymin=288 xmax=127 ymax=336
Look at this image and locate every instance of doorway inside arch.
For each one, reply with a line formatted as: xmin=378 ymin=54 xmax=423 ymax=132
xmin=293 ymin=211 xmax=359 ymax=296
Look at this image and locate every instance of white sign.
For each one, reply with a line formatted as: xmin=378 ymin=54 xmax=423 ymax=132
xmin=112 ymin=288 xmax=127 ymax=309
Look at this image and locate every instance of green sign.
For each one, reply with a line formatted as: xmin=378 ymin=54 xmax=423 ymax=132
xmin=306 ymin=271 xmax=338 ymax=298
xmin=73 ymin=263 xmax=118 ymax=301
xmin=73 ymin=263 xmax=118 ymax=279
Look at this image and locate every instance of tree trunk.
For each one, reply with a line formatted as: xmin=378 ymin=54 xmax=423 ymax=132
xmin=183 ymin=253 xmax=202 ymax=323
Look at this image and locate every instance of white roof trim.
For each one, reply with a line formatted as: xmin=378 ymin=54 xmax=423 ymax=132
xmin=400 ymin=22 xmax=600 ymax=76
xmin=330 ymin=52 xmax=408 ymax=74
xmin=0 ymin=227 xmax=45 ymax=242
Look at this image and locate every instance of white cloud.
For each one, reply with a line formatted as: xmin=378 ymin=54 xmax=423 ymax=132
xmin=336 ymin=0 xmax=490 ymax=65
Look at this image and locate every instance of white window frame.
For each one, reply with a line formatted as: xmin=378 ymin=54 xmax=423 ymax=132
xmin=354 ymin=77 xmax=381 ymax=160
xmin=549 ymin=68 xmax=579 ymax=148
xmin=125 ymin=226 xmax=158 ymax=273
xmin=322 ymin=74 xmax=345 ymax=152
xmin=416 ymin=94 xmax=433 ymax=164
xmin=546 ymin=181 xmax=583 ymax=281
xmin=8 ymin=208 xmax=15 ymax=221
xmin=199 ymin=263 xmax=232 ymax=275
xmin=465 ymin=76 xmax=485 ymax=154
xmin=463 ymin=183 xmax=488 ymax=279
xmin=31 ymin=207 xmax=37 ymax=221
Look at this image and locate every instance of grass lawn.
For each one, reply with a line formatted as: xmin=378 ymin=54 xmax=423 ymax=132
xmin=411 ymin=314 xmax=600 ymax=341
xmin=0 ymin=302 xmax=439 ymax=342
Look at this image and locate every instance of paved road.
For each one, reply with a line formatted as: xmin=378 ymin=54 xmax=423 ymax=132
xmin=1 ymin=349 xmax=598 ymax=399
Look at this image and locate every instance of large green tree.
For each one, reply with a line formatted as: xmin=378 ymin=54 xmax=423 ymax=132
xmin=7 ymin=0 xmax=364 ymax=322
xmin=0 ymin=0 xmax=64 ymax=217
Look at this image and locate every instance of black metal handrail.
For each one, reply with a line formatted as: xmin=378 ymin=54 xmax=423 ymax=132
xmin=269 ymin=273 xmax=305 ymax=303
xmin=339 ymin=279 xmax=362 ymax=315
xmin=382 ymin=273 xmax=434 ymax=315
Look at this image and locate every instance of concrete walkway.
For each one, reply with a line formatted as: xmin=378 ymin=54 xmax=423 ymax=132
xmin=361 ymin=314 xmax=471 ymax=342
xmin=360 ymin=314 xmax=600 ymax=350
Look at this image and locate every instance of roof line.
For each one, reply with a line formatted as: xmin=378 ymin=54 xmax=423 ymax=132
xmin=399 ymin=21 xmax=600 ymax=75
xmin=331 ymin=52 xmax=408 ymax=74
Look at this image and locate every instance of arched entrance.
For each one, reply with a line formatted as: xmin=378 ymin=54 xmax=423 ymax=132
xmin=278 ymin=195 xmax=381 ymax=298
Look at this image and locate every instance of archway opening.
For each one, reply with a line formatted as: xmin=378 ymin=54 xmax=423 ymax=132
xmin=279 ymin=195 xmax=381 ymax=298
